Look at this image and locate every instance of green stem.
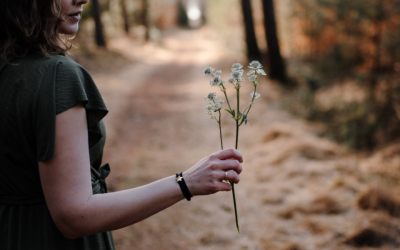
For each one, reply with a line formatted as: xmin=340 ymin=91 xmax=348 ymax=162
xmin=231 ymin=183 xmax=239 ymax=233
xmin=217 ymin=109 xmax=237 ymax=235
xmin=235 ymin=88 xmax=240 ymax=149
xmin=232 ymin=87 xmax=240 ymax=233
xmin=241 ymin=105 xmax=250 ymax=116
xmin=239 ymin=85 xmax=257 ymax=126
xmin=218 ymin=111 xmax=223 ymax=150
xmin=245 ymin=85 xmax=257 ymax=117
xmin=221 ymin=84 xmax=233 ymax=112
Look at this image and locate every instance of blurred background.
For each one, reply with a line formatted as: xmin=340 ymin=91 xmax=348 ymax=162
xmin=71 ymin=0 xmax=400 ymax=249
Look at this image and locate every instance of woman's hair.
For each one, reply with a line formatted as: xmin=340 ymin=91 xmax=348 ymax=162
xmin=0 ymin=0 xmax=72 ymax=59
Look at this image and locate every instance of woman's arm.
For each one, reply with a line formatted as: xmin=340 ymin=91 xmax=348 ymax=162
xmin=39 ymin=104 xmax=243 ymax=239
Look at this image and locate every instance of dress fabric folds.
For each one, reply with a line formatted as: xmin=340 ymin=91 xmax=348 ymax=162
xmin=0 ymin=52 xmax=115 ymax=250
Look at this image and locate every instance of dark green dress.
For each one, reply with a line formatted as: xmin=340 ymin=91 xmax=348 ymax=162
xmin=0 ymin=52 xmax=115 ymax=250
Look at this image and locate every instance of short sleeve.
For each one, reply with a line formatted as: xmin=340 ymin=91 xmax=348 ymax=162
xmin=35 ymin=56 xmax=108 ymax=161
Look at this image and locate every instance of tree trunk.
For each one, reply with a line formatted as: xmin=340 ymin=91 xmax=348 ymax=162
xmin=262 ymin=0 xmax=287 ymax=83
xmin=141 ymin=0 xmax=150 ymax=42
xmin=369 ymin=0 xmax=384 ymax=95
xmin=120 ymin=0 xmax=129 ymax=35
xmin=177 ymin=0 xmax=189 ymax=27
xmin=92 ymin=0 xmax=106 ymax=47
xmin=240 ymin=0 xmax=261 ymax=61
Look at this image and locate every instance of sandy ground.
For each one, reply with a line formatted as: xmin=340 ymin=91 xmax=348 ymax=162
xmin=77 ymin=28 xmax=400 ymax=250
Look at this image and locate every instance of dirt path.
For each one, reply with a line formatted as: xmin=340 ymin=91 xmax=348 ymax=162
xmin=87 ymin=28 xmax=400 ymax=250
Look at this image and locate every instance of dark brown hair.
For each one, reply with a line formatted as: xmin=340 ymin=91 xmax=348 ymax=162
xmin=0 ymin=0 xmax=72 ymax=59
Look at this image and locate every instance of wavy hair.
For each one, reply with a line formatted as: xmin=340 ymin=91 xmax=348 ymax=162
xmin=0 ymin=0 xmax=72 ymax=59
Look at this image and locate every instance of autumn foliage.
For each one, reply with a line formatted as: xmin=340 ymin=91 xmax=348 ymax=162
xmin=287 ymin=0 xmax=400 ymax=149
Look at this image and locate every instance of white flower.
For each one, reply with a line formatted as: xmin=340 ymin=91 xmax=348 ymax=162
xmin=210 ymin=75 xmax=221 ymax=86
xmin=206 ymin=92 xmax=218 ymax=101
xmin=213 ymin=102 xmax=222 ymax=111
xmin=204 ymin=67 xmax=214 ymax=76
xmin=237 ymin=77 xmax=245 ymax=84
xmin=215 ymin=70 xmax=222 ymax=76
xmin=231 ymin=63 xmax=243 ymax=70
xmin=250 ymin=91 xmax=260 ymax=98
xmin=249 ymin=61 xmax=262 ymax=69
xmin=227 ymin=76 xmax=235 ymax=84
xmin=218 ymin=99 xmax=225 ymax=103
xmin=256 ymin=69 xmax=266 ymax=75
xmin=249 ymin=75 xmax=257 ymax=82
xmin=231 ymin=70 xmax=244 ymax=79
xmin=206 ymin=103 xmax=213 ymax=111
xmin=206 ymin=110 xmax=216 ymax=119
xmin=247 ymin=70 xmax=256 ymax=75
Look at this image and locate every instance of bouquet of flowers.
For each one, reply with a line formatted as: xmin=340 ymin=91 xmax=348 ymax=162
xmin=204 ymin=61 xmax=266 ymax=233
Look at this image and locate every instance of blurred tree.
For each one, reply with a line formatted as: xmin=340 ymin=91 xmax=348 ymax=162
xmin=177 ymin=0 xmax=189 ymax=27
xmin=120 ymin=0 xmax=129 ymax=35
xmin=200 ymin=0 xmax=207 ymax=25
xmin=141 ymin=0 xmax=150 ymax=41
xmin=240 ymin=0 xmax=261 ymax=61
xmin=262 ymin=0 xmax=287 ymax=84
xmin=92 ymin=0 xmax=106 ymax=47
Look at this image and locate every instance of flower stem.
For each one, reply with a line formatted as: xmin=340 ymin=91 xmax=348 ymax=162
xmin=232 ymin=87 xmax=240 ymax=233
xmin=231 ymin=182 xmax=239 ymax=233
xmin=235 ymin=88 xmax=240 ymax=149
xmin=239 ymin=85 xmax=257 ymax=126
xmin=221 ymin=84 xmax=233 ymax=112
xmin=245 ymin=85 xmax=257 ymax=117
xmin=218 ymin=111 xmax=223 ymax=150
xmin=216 ymin=109 xmax=238 ymax=235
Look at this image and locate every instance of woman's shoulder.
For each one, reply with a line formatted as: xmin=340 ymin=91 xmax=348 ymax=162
xmin=25 ymin=53 xmax=94 ymax=90
xmin=26 ymin=52 xmax=83 ymax=72
xmin=3 ymin=52 xmax=86 ymax=82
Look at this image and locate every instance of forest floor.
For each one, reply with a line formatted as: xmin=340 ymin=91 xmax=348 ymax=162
xmin=73 ymin=28 xmax=400 ymax=250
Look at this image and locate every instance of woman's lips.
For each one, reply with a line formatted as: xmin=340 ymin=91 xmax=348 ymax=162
xmin=68 ymin=12 xmax=81 ymax=22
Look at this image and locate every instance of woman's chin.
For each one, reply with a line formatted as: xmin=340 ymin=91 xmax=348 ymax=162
xmin=59 ymin=23 xmax=79 ymax=35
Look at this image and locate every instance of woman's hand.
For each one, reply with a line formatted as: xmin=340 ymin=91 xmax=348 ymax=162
xmin=183 ymin=148 xmax=243 ymax=196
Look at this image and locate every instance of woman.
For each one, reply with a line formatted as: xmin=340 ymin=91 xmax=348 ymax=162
xmin=0 ymin=0 xmax=243 ymax=249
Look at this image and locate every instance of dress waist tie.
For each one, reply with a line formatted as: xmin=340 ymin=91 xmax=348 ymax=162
xmin=91 ymin=163 xmax=111 ymax=194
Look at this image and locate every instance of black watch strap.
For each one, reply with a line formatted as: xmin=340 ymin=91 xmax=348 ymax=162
xmin=176 ymin=172 xmax=192 ymax=201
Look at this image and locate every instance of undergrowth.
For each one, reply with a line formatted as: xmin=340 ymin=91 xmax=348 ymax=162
xmin=283 ymin=72 xmax=400 ymax=150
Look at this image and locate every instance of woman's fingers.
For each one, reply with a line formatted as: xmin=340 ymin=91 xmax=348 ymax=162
xmin=221 ymin=170 xmax=240 ymax=184
xmin=212 ymin=148 xmax=243 ymax=163
xmin=204 ymin=171 xmax=240 ymax=194
xmin=218 ymin=182 xmax=233 ymax=192
xmin=214 ymin=171 xmax=240 ymax=192
xmin=217 ymin=159 xmax=243 ymax=174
